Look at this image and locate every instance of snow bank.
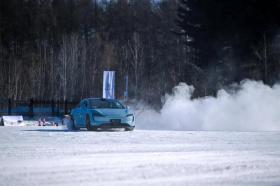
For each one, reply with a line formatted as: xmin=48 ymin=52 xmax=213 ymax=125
xmin=136 ymin=80 xmax=280 ymax=131
xmin=1 ymin=116 xmax=25 ymax=126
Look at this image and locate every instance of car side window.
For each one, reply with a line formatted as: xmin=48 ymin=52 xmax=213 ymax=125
xmin=79 ymin=100 xmax=88 ymax=108
xmin=79 ymin=101 xmax=83 ymax=108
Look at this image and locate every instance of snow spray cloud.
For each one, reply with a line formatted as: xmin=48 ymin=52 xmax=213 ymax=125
xmin=136 ymin=80 xmax=280 ymax=131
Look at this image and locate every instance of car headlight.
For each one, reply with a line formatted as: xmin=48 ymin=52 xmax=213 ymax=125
xmin=126 ymin=114 xmax=134 ymax=122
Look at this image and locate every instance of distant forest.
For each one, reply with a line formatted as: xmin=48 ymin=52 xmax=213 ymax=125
xmin=1 ymin=0 xmax=280 ymax=105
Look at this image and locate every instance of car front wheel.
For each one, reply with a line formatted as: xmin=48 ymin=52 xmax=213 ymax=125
xmin=86 ymin=115 xmax=91 ymax=131
xmin=125 ymin=126 xmax=134 ymax=131
xmin=71 ymin=116 xmax=80 ymax=130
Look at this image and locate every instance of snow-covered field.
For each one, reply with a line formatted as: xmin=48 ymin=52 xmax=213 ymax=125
xmin=0 ymin=126 xmax=280 ymax=186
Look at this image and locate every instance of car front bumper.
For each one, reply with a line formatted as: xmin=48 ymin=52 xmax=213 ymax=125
xmin=94 ymin=123 xmax=133 ymax=129
xmin=91 ymin=116 xmax=135 ymax=127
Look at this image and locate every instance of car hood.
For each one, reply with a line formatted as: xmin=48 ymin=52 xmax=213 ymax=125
xmin=91 ymin=109 xmax=131 ymax=117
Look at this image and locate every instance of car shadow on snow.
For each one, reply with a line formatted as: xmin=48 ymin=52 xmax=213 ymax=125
xmin=22 ymin=128 xmax=127 ymax=132
xmin=22 ymin=129 xmax=76 ymax=132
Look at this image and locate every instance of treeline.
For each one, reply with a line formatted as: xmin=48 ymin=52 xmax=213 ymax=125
xmin=177 ymin=0 xmax=280 ymax=93
xmin=1 ymin=0 xmax=280 ymax=106
xmin=0 ymin=0 xmax=183 ymax=105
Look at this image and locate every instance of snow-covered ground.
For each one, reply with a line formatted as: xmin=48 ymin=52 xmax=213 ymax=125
xmin=0 ymin=126 xmax=280 ymax=186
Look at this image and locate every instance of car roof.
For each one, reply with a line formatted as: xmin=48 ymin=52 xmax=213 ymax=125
xmin=82 ymin=98 xmax=119 ymax=102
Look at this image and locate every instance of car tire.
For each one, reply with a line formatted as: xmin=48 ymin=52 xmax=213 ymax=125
xmin=71 ymin=116 xmax=80 ymax=131
xmin=0 ymin=118 xmax=4 ymax=126
xmin=91 ymin=126 xmax=98 ymax=131
xmin=125 ymin=126 xmax=134 ymax=131
xmin=86 ymin=115 xmax=91 ymax=131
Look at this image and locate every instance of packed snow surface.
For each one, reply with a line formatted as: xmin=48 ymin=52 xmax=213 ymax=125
xmin=0 ymin=126 xmax=280 ymax=186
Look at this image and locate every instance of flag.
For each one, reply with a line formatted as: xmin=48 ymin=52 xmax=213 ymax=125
xmin=103 ymin=71 xmax=115 ymax=99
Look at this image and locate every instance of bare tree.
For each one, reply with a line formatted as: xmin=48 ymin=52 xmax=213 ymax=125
xmin=128 ymin=32 xmax=143 ymax=98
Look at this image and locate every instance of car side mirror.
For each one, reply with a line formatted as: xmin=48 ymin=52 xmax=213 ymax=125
xmin=81 ymin=103 xmax=87 ymax=109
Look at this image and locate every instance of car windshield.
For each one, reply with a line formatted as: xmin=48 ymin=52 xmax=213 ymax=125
xmin=89 ymin=99 xmax=125 ymax=109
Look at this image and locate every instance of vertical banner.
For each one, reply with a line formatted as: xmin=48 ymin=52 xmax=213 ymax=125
xmin=103 ymin=71 xmax=115 ymax=99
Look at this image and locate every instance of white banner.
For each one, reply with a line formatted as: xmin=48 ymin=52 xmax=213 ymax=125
xmin=103 ymin=71 xmax=115 ymax=99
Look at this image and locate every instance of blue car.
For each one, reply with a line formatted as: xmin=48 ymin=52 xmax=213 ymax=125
xmin=70 ymin=98 xmax=135 ymax=131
